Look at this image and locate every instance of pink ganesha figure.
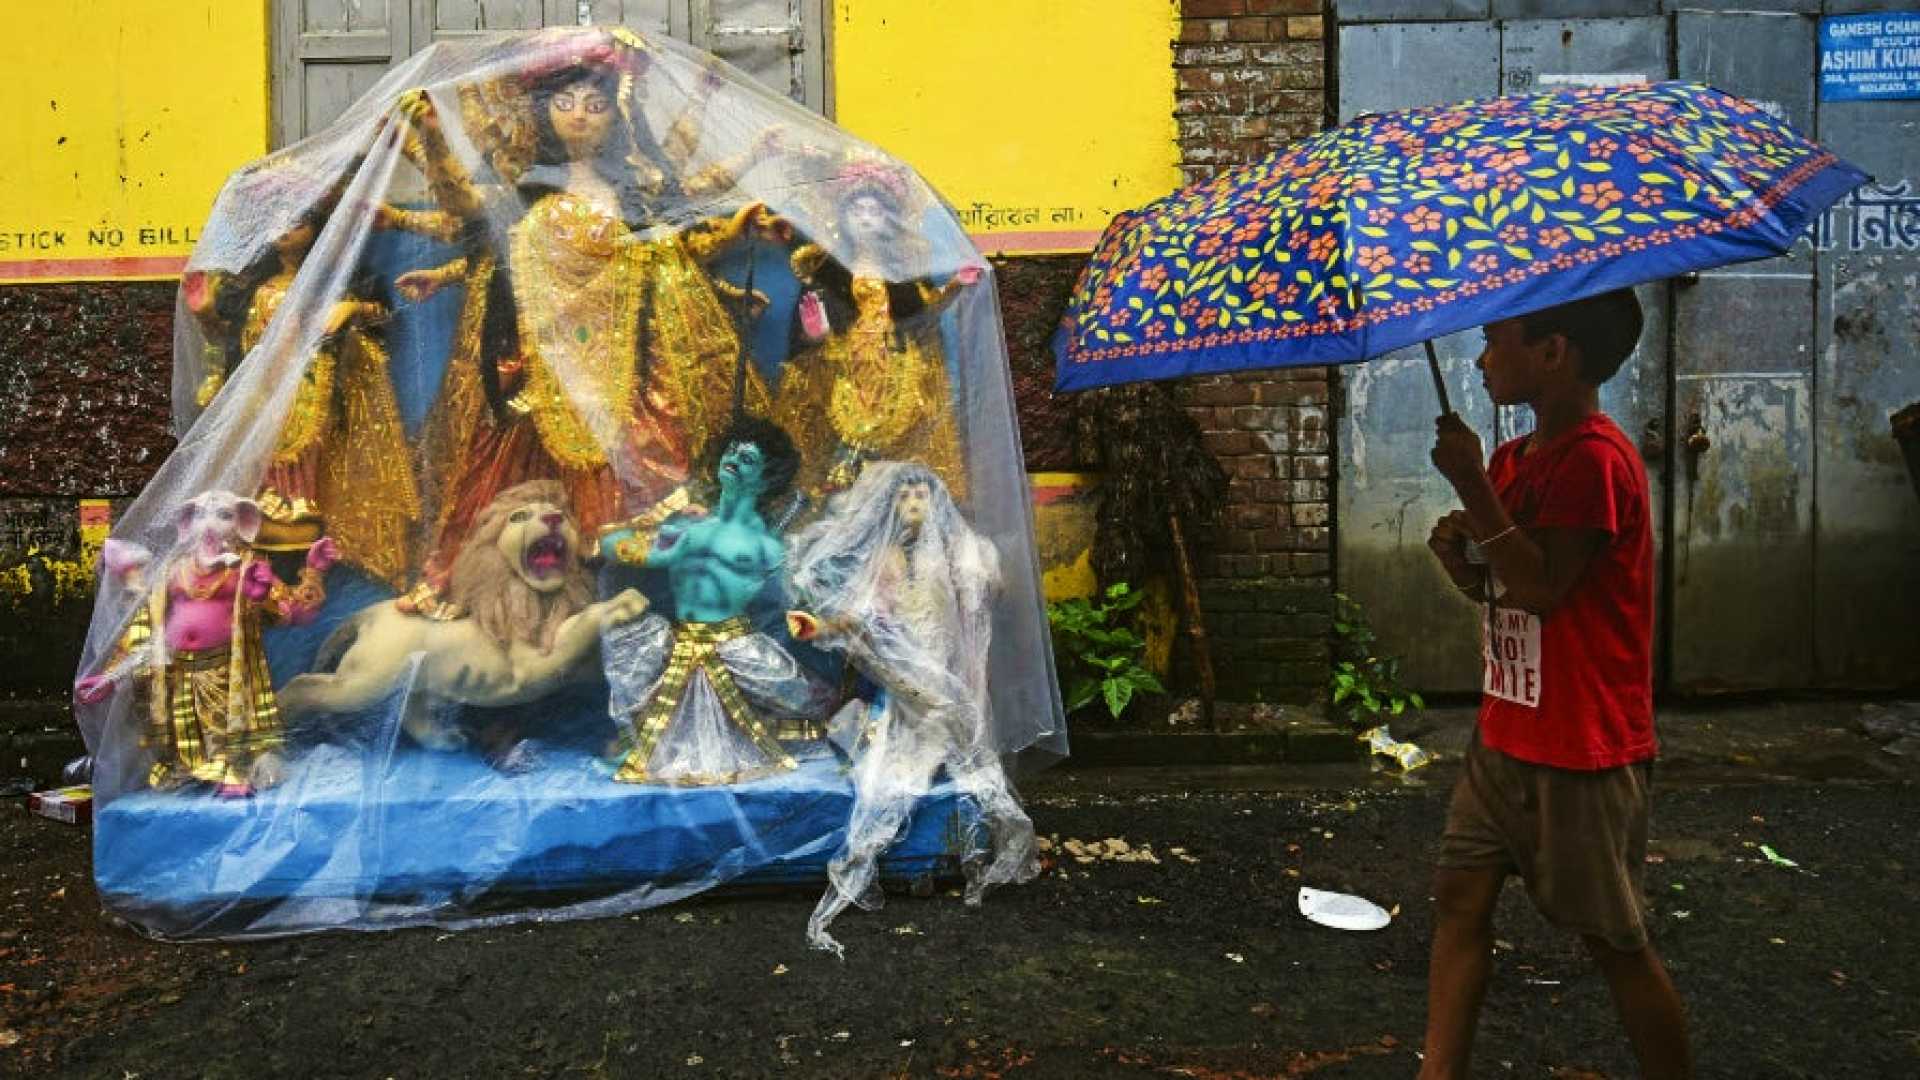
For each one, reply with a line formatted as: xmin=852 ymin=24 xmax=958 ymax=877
xmin=76 ymin=491 xmax=336 ymax=797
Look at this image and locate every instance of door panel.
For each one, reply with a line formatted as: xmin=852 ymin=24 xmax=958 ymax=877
xmin=1335 ymin=23 xmax=1502 ymax=691
xmin=1668 ymin=11 xmax=1818 ymax=689
xmin=1812 ymin=92 xmax=1920 ymax=687
xmin=1499 ymin=17 xmax=1668 ymax=97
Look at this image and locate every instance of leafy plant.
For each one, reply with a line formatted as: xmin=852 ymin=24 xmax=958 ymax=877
xmin=1330 ymin=592 xmax=1424 ymax=730
xmin=1047 ymin=582 xmax=1165 ymax=719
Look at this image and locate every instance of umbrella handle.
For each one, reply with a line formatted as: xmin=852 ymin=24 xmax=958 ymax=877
xmin=1423 ymin=339 xmax=1453 ymax=416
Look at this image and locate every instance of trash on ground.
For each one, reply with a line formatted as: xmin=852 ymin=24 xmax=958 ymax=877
xmin=1362 ymin=725 xmax=1433 ymax=772
xmin=1298 ymin=886 xmax=1393 ymax=931
xmin=27 ymin=784 xmax=92 ymax=825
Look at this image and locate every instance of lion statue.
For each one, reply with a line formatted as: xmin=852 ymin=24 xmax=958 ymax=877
xmin=279 ymin=480 xmax=648 ymax=753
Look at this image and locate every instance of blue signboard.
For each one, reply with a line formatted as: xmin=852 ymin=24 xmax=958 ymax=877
xmin=1821 ymin=13 xmax=1920 ymax=102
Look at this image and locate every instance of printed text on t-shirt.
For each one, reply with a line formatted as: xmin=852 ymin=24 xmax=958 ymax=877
xmin=1482 ymin=605 xmax=1542 ymax=708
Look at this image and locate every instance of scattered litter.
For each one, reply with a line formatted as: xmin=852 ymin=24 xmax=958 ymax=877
xmin=1759 ymin=845 xmax=1801 ymax=870
xmin=1250 ymin=1002 xmax=1280 ymax=1018
xmin=1298 ymin=887 xmax=1392 ymax=932
xmin=1362 ymin=725 xmax=1433 ymax=772
xmin=1525 ymin=978 xmax=1562 ymax=987
xmin=1672 ymin=910 xmax=1691 ymax=920
xmin=1055 ymin=837 xmax=1162 ymax=864
xmin=1493 ymin=939 xmax=1515 ymax=952
xmin=900 ymin=1039 xmax=914 ymax=1048
xmin=0 ymin=1030 xmax=19 ymax=1048
xmin=685 ymin=1054 xmax=704 ymax=1066
xmin=771 ymin=964 xmax=788 ymax=976
xmin=830 ymin=1031 xmax=851 ymax=1042
xmin=891 ymin=924 xmax=923 ymax=936
xmin=1769 ymin=937 xmax=1787 ymax=945
xmin=1225 ymin=952 xmax=1246 ymax=963
xmin=1670 ymin=883 xmax=1686 ymax=892
xmin=27 ymin=785 xmax=91 ymax=825
xmin=1136 ymin=896 xmax=1163 ymax=905
xmin=673 ymin=912 xmax=696 ymax=924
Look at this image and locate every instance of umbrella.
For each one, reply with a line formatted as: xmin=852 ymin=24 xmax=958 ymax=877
xmin=1053 ymin=81 xmax=1867 ymax=395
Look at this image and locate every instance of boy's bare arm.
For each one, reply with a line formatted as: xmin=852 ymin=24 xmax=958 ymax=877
xmin=1430 ymin=414 xmax=1607 ymax=614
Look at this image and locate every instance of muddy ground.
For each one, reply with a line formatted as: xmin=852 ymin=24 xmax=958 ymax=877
xmin=3 ymin=706 xmax=1917 ymax=1079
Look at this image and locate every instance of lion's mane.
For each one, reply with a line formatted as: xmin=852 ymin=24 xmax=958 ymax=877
xmin=446 ymin=479 xmax=593 ymax=653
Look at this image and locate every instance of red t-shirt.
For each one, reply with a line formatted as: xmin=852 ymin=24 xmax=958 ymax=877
xmin=1477 ymin=413 xmax=1655 ymax=770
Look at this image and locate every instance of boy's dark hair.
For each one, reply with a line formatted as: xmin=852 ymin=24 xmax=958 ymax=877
xmin=698 ymin=414 xmax=800 ymax=515
xmin=1520 ymin=287 xmax=1644 ymax=386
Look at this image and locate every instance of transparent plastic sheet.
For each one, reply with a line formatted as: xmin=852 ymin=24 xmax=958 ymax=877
xmin=77 ymin=27 xmax=1065 ymax=942
xmin=787 ymin=463 xmax=1040 ymax=955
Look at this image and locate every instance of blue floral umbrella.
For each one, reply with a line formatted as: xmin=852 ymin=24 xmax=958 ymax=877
xmin=1053 ymin=82 xmax=1867 ymax=394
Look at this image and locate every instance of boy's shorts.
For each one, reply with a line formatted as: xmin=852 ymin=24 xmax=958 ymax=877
xmin=1438 ymin=734 xmax=1653 ymax=951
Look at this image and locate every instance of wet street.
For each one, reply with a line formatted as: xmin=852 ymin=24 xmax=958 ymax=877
xmin=3 ymin=704 xmax=1916 ymax=1079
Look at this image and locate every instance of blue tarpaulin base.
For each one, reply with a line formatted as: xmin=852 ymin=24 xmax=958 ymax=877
xmin=95 ymin=742 xmax=978 ymax=933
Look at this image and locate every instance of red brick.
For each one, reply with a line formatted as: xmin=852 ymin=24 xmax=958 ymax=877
xmin=1230 ymin=504 xmax=1275 ymax=529
xmin=1282 ymin=15 xmax=1324 ymax=40
xmin=1294 ymin=454 xmax=1331 ymax=480
xmin=1295 ymin=429 xmax=1330 ymax=453
xmin=1249 ymin=42 xmax=1322 ymax=67
xmin=1178 ymin=18 xmax=1232 ymax=43
xmin=1297 ymin=527 xmax=1330 ymax=550
xmin=1245 ymin=0 xmax=1320 ymax=13
xmin=1293 ymin=553 xmax=1331 ymax=575
xmin=1175 ymin=92 xmax=1243 ymax=117
xmin=1290 ymin=479 xmax=1329 ymax=503
xmin=1191 ymin=379 xmax=1256 ymax=407
xmin=1227 ymin=16 xmax=1272 ymax=41
xmin=1233 ymin=405 xmax=1284 ymax=431
xmin=1178 ymin=66 xmax=1226 ymax=92
xmin=1183 ymin=0 xmax=1246 ymax=16
xmin=1254 ymin=380 xmax=1325 ymax=405
xmin=1254 ymin=528 xmax=1295 ymax=552
xmin=1203 ymin=430 xmax=1255 ymax=456
xmin=1252 ymin=429 xmax=1292 ymax=455
xmin=1175 ymin=43 xmax=1248 ymax=67
xmin=1229 ymin=456 xmax=1277 ymax=480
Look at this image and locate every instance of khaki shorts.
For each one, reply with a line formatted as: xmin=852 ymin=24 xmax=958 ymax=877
xmin=1439 ymin=735 xmax=1653 ymax=951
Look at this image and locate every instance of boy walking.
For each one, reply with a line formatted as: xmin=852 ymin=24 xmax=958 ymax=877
xmin=1421 ymin=288 xmax=1691 ymax=1079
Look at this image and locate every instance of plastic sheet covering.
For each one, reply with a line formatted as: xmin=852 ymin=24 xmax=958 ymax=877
xmin=75 ymin=27 xmax=1065 ymax=943
xmin=787 ymin=463 xmax=1040 ymax=955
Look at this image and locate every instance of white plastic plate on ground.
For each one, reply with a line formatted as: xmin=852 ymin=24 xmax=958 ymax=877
xmin=1297 ymin=886 xmax=1391 ymax=931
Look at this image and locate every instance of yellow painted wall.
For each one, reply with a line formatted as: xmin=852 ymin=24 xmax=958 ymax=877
xmin=0 ymin=1 xmax=269 ymax=284
xmin=833 ymin=0 xmax=1181 ymax=256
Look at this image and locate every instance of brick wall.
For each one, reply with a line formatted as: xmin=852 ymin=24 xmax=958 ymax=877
xmin=1172 ymin=0 xmax=1333 ymax=704
xmin=0 ymin=283 xmax=176 ymax=696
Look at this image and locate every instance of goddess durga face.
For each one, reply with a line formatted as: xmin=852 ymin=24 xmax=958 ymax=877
xmin=547 ymin=76 xmax=617 ymax=161
xmin=842 ymin=192 xmax=895 ymax=253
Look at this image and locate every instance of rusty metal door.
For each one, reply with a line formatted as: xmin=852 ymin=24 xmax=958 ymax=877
xmin=1335 ymin=18 xmax=1504 ymax=691
xmin=1667 ymin=11 xmax=1822 ymax=690
xmin=1334 ymin=12 xmax=1672 ymax=691
xmin=1813 ymin=55 xmax=1920 ymax=687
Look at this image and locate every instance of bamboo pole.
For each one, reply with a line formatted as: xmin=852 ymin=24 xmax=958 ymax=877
xmin=1167 ymin=513 xmax=1218 ymax=730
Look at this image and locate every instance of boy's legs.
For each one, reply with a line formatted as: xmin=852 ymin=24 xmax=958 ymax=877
xmin=1584 ymin=935 xmax=1692 ymax=1080
xmin=1419 ymin=865 xmax=1505 ymax=1080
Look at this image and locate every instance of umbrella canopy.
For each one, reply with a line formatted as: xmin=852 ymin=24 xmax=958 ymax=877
xmin=1053 ymin=81 xmax=1867 ymax=393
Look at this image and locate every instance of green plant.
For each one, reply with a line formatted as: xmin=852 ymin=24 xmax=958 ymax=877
xmin=1047 ymin=582 xmax=1165 ymax=719
xmin=1330 ymin=592 xmax=1424 ymax=730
